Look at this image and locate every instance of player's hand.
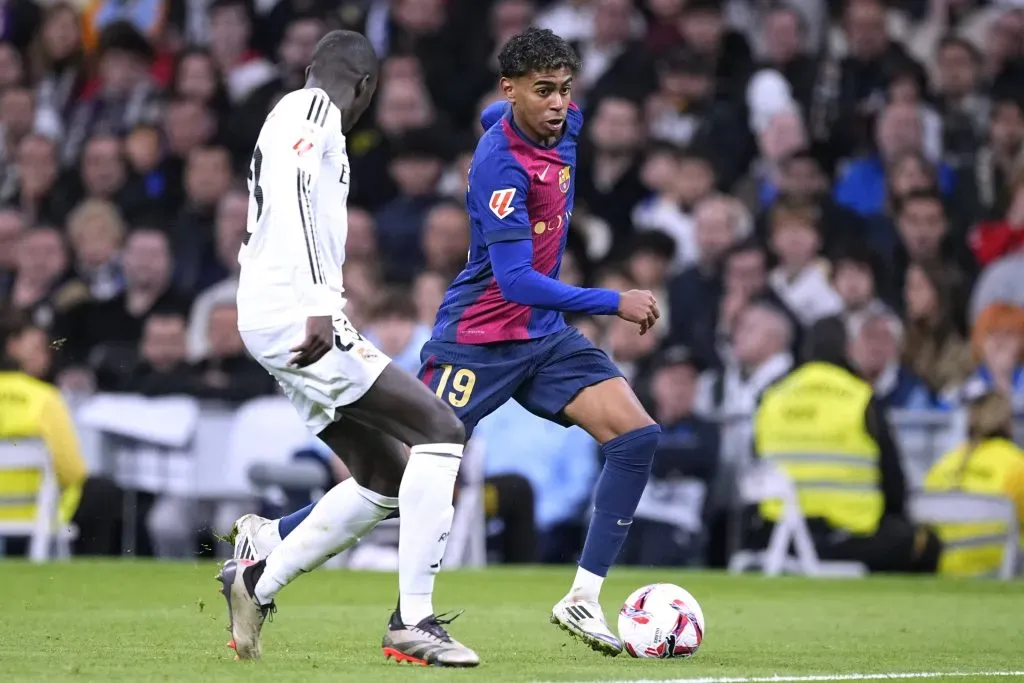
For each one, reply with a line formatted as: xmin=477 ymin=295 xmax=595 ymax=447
xmin=289 ymin=315 xmax=334 ymax=367
xmin=617 ymin=289 xmax=660 ymax=336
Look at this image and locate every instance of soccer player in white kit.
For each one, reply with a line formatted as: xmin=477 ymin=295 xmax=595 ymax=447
xmin=217 ymin=30 xmax=479 ymax=667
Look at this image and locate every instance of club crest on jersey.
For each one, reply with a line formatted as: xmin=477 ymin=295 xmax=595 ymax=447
xmin=558 ymin=165 xmax=571 ymax=193
xmin=489 ymin=188 xmax=516 ymax=219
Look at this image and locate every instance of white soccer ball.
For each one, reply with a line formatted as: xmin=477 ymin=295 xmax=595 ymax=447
xmin=618 ymin=583 xmax=705 ymax=659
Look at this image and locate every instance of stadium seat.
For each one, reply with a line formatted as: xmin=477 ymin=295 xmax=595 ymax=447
xmin=909 ymin=491 xmax=1021 ymax=580
xmin=728 ymin=462 xmax=867 ymax=578
xmin=0 ymin=439 xmax=73 ymax=562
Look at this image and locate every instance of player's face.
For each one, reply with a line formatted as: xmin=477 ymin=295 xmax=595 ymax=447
xmin=504 ymin=67 xmax=573 ymax=143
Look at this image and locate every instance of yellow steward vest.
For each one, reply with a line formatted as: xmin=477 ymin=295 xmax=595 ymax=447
xmin=0 ymin=372 xmax=85 ymax=523
xmin=754 ymin=362 xmax=883 ymax=535
xmin=924 ymin=438 xmax=1024 ymax=577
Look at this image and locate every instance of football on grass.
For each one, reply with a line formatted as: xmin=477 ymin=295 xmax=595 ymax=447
xmin=618 ymin=583 xmax=705 ymax=659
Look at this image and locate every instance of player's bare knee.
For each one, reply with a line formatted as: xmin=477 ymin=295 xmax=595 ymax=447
xmin=420 ymin=400 xmax=466 ymax=445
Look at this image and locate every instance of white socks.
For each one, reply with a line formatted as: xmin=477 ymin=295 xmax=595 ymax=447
xmin=254 ymin=479 xmax=396 ymax=605
xmin=397 ymin=443 xmax=463 ymax=625
xmin=569 ymin=566 xmax=605 ymax=602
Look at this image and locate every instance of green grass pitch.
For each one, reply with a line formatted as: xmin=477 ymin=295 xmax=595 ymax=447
xmin=0 ymin=561 xmax=1022 ymax=683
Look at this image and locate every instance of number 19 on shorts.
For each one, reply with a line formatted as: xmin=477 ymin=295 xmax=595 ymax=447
xmin=434 ymin=365 xmax=476 ymax=408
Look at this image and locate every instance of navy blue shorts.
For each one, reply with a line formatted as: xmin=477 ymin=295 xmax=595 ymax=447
xmin=417 ymin=327 xmax=623 ymax=437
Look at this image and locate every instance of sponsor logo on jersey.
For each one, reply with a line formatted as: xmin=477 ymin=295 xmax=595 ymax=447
xmin=489 ymin=188 xmax=516 ymax=219
xmin=558 ymin=165 xmax=571 ymax=193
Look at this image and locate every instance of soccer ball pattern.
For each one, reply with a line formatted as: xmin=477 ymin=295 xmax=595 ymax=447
xmin=618 ymin=583 xmax=705 ymax=659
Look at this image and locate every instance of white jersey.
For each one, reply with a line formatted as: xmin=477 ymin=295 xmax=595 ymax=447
xmin=236 ymin=87 xmax=351 ymax=331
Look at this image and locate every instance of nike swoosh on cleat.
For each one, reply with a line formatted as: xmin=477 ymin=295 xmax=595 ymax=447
xmin=616 ymin=519 xmax=633 ymax=526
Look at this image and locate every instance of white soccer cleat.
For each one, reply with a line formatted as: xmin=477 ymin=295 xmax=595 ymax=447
xmin=216 ymin=559 xmax=275 ymax=660
xmin=550 ymin=594 xmax=623 ymax=657
xmin=230 ymin=514 xmax=280 ymax=561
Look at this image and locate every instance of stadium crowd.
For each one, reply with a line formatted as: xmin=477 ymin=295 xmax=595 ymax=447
xmin=0 ymin=0 xmax=1023 ymax=569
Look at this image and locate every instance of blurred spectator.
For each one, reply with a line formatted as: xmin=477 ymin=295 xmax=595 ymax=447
xmin=622 ymin=230 xmax=675 ymax=337
xmin=171 ymin=145 xmax=234 ymax=289
xmin=902 ymin=261 xmax=974 ymax=395
xmin=848 ymin=308 xmax=937 ymax=410
xmin=191 ymin=302 xmax=276 ymax=401
xmin=953 ymin=302 xmax=1024 ymax=410
xmin=748 ymin=316 xmax=941 ymax=573
xmin=0 ymin=308 xmax=125 ymax=557
xmin=169 ymin=47 xmax=231 ymax=125
xmin=643 ymin=0 xmax=683 ymax=57
xmin=186 ymin=188 xmax=246 ymax=359
xmin=968 ymin=169 xmax=1024 ymax=267
xmin=756 ymin=146 xmax=865 ymax=254
xmin=754 ymin=5 xmax=818 ymax=118
xmin=375 ymin=128 xmax=446 ymax=277
xmin=632 ymin=148 xmax=716 ymax=270
xmin=712 ymin=238 xmax=801 ymax=361
xmin=835 ymin=100 xmax=955 ymax=217
xmin=0 ymin=209 xmax=26 ymax=296
xmin=117 ymin=311 xmax=194 ymax=395
xmin=420 ymin=201 xmax=469 ymax=281
xmin=572 ymin=0 xmax=653 ymax=103
xmin=8 ymin=226 xmax=87 ymax=331
xmin=695 ymin=302 xmax=794 ymax=425
xmin=823 ymin=0 xmax=917 ymax=160
xmin=934 ymin=36 xmax=988 ymax=169
xmin=63 ymin=22 xmax=161 ymax=166
xmin=346 ymin=206 xmax=379 ymax=267
xmin=666 ymin=193 xmax=746 ymax=354
xmin=577 ymin=96 xmax=647 ymax=248
xmin=862 ymin=150 xmax=941 ymax=259
xmin=206 ymin=0 xmax=275 ymax=105
xmin=960 ymin=96 xmax=1024 ymax=222
xmin=624 ymin=345 xmax=718 ymax=566
xmin=678 ymin=0 xmax=753 ymax=104
xmin=969 ymin=247 xmax=1024 ymax=322
xmin=645 ymin=48 xmax=748 ymax=187
xmin=412 ymin=269 xmax=448 ymax=328
xmin=349 ymin=76 xmax=438 ymax=208
xmin=363 ymin=289 xmax=431 ymax=376
xmin=0 ymin=87 xmax=60 ymax=191
xmin=832 ymin=243 xmax=889 ymax=329
xmin=7 ymin=134 xmax=61 ymax=224
xmin=889 ymin=189 xmax=975 ymax=296
xmin=766 ymin=201 xmax=844 ymax=327
xmin=4 ymin=317 xmax=53 ymax=381
xmin=0 ymin=42 xmax=25 ymax=91
xmin=66 ymin=199 xmax=126 ymax=301
xmin=28 ymin=3 xmax=85 ymax=123
xmin=54 ymin=228 xmax=191 ymax=387
xmin=924 ymin=391 xmax=1024 ymax=577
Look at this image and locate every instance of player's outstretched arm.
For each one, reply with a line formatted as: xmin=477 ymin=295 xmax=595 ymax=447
xmin=488 ymin=240 xmax=660 ymax=333
xmin=473 ymin=152 xmax=659 ymax=332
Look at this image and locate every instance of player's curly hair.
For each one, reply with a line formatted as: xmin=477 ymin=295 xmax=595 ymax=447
xmin=498 ymin=27 xmax=581 ymax=79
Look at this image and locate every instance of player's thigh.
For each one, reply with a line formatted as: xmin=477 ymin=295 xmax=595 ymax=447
xmin=316 ymin=416 xmax=408 ymax=497
xmin=415 ymin=339 xmax=528 ymax=439
xmin=239 ymin=316 xmax=392 ymax=434
xmin=518 ymin=328 xmax=654 ymax=444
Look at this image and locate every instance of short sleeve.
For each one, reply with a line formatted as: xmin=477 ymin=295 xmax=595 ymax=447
xmin=469 ymin=152 xmax=532 ymax=246
xmin=480 ymin=101 xmax=510 ymax=132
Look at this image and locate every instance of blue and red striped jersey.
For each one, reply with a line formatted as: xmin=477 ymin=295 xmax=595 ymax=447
xmin=432 ymin=101 xmax=583 ymax=344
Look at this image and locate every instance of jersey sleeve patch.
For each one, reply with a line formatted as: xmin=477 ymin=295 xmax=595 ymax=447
xmin=489 ymin=188 xmax=516 ymax=219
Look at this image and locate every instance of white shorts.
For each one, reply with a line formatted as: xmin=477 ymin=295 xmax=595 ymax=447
xmin=240 ymin=314 xmax=391 ymax=433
